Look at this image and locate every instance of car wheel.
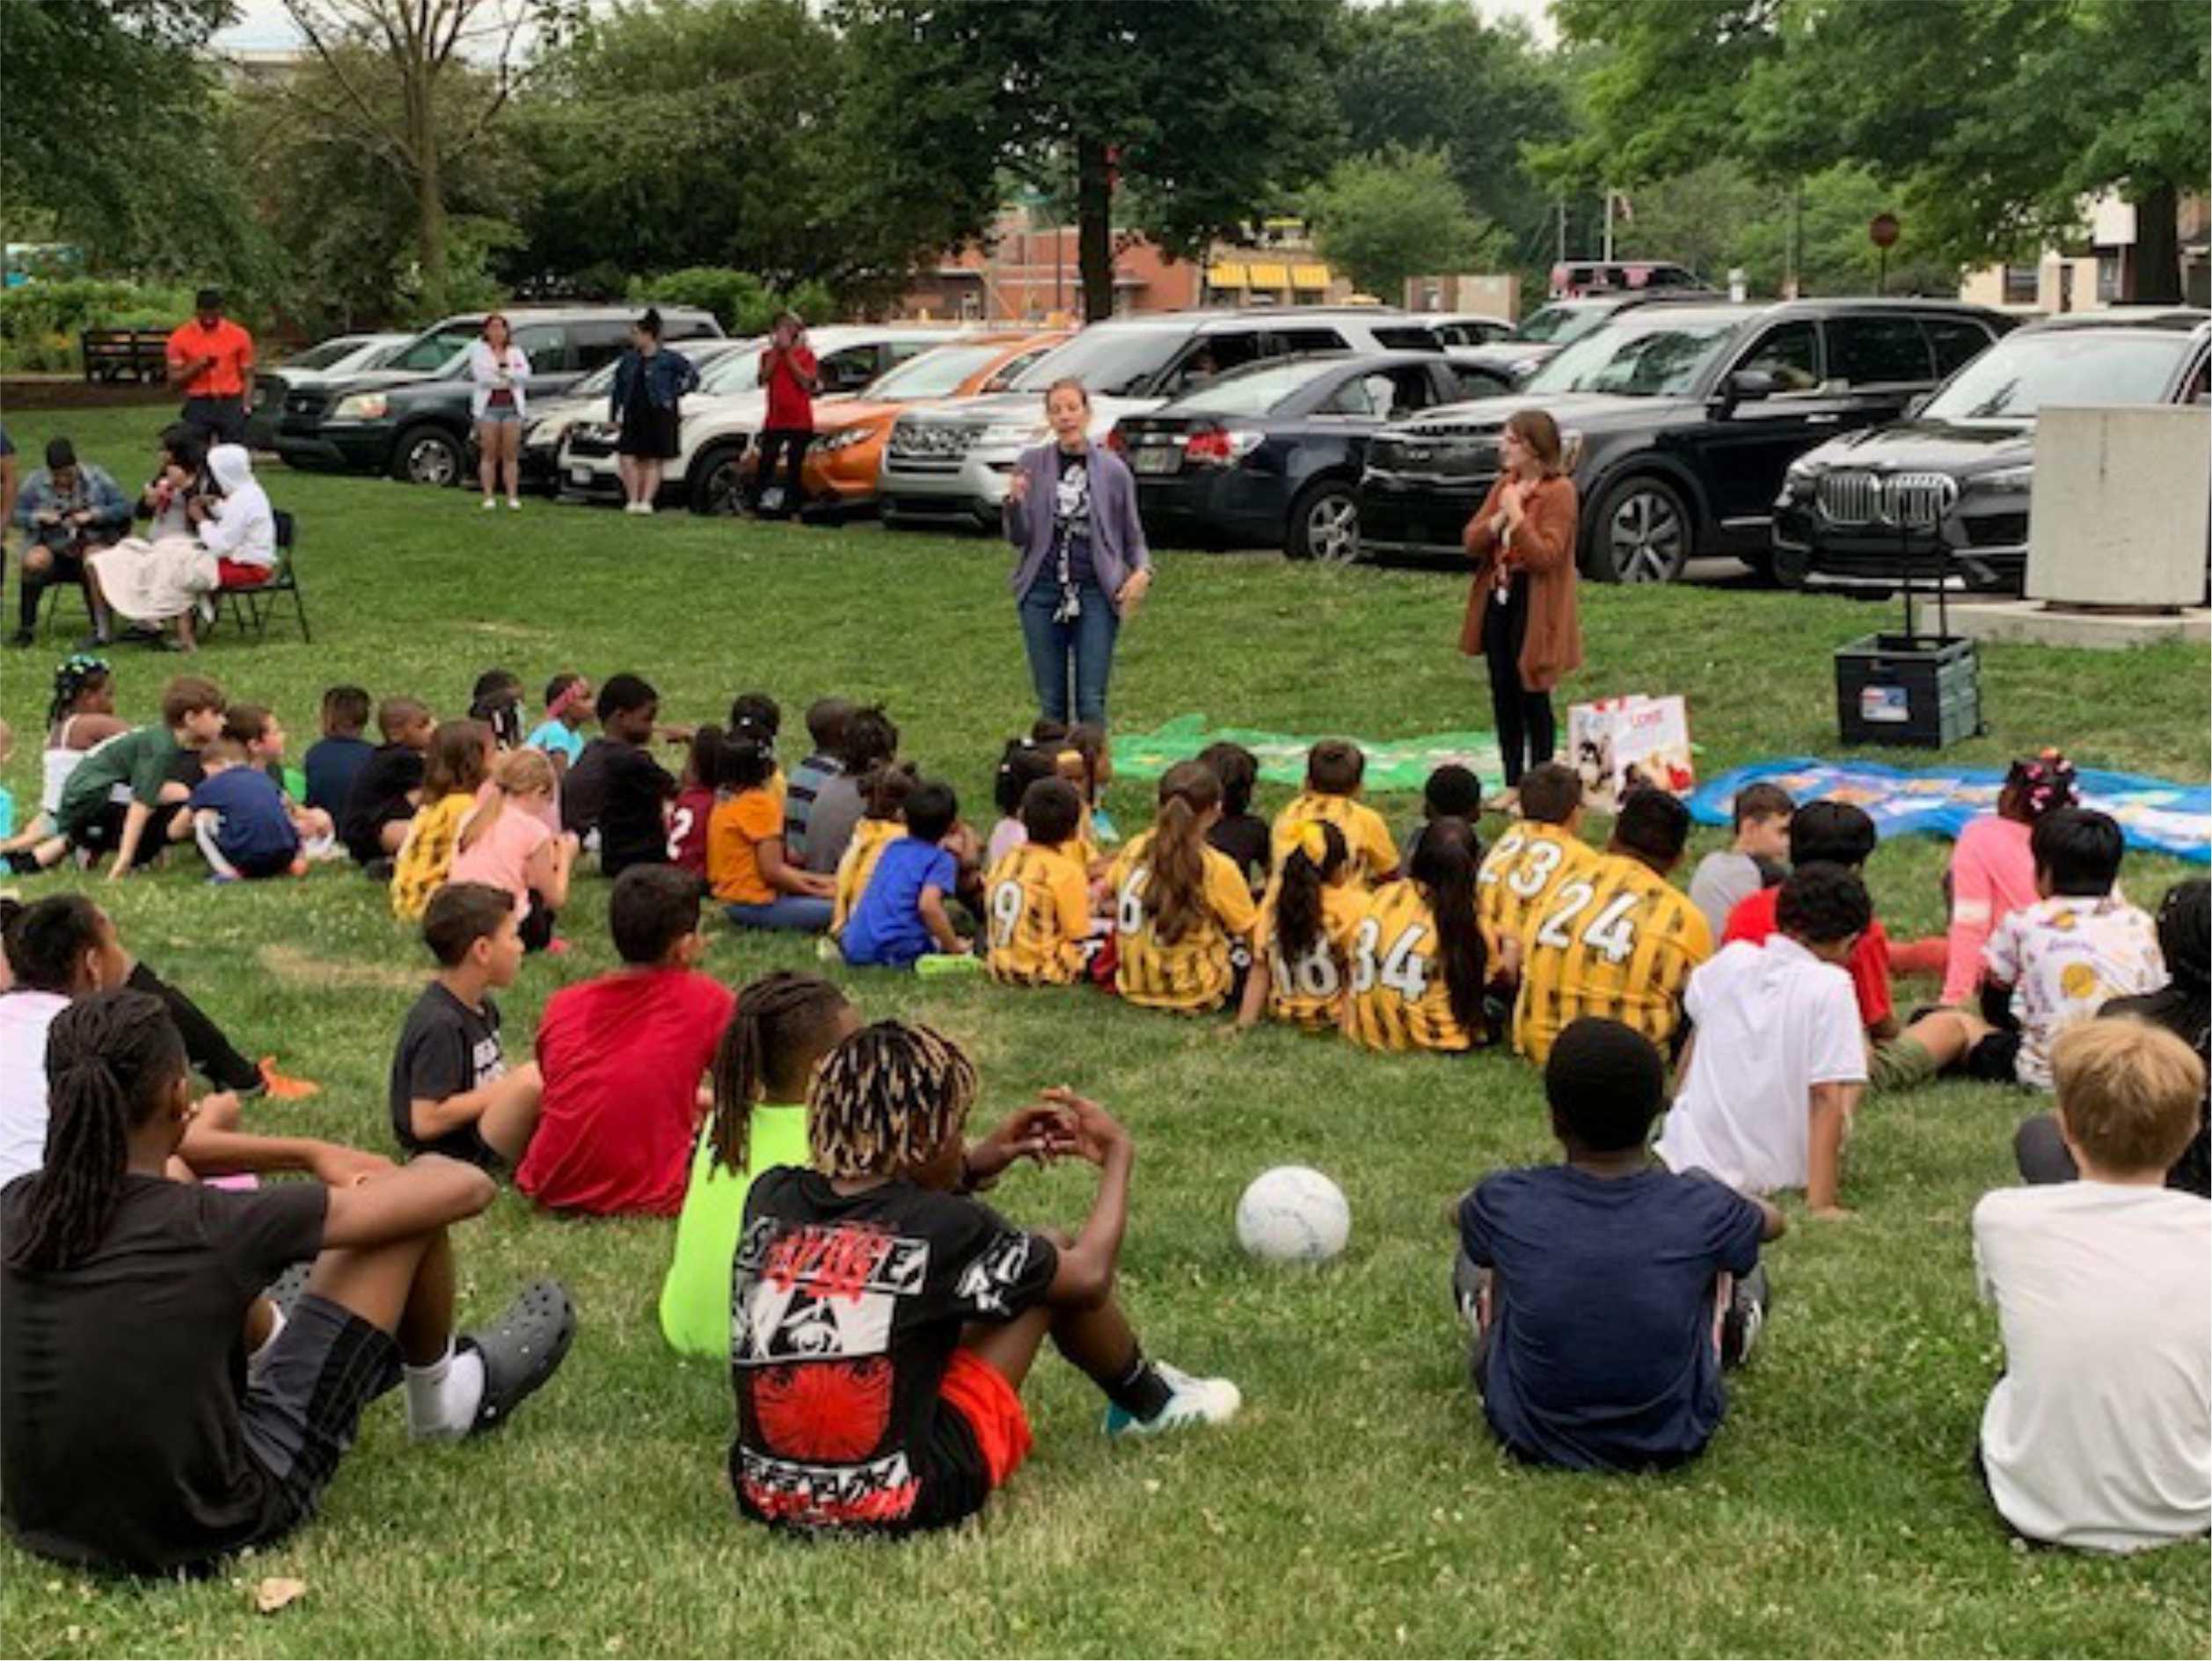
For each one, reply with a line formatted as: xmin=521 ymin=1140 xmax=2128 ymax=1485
xmin=1287 ymin=480 xmax=1362 ymax=565
xmin=688 ymin=441 xmax=746 ymax=515
xmin=391 ymin=426 xmax=463 ymax=487
xmin=1586 ymin=475 xmax=1692 ymax=583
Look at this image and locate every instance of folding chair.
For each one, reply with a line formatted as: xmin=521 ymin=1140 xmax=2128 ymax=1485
xmin=212 ymin=509 xmax=311 ymax=643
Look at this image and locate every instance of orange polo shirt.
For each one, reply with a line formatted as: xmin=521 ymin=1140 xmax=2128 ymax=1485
xmin=166 ymin=318 xmax=255 ymax=397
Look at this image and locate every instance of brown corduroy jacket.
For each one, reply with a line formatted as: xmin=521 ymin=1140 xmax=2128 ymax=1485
xmin=1460 ymin=473 xmax=1584 ymax=693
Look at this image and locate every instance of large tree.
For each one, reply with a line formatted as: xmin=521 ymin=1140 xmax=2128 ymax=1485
xmin=838 ymin=0 xmax=1346 ymax=321
xmin=1304 ymin=146 xmax=1493 ymax=301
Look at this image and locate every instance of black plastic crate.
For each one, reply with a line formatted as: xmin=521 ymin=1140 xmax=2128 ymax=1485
xmin=1834 ymin=632 xmax=1982 ymax=748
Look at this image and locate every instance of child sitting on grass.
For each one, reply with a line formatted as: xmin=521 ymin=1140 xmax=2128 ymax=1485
xmin=1198 ymin=740 xmax=1271 ymax=896
xmin=389 ymin=882 xmax=544 ymax=1170
xmin=1403 ymin=763 xmax=1483 ymax=872
xmin=526 ymin=671 xmax=594 ymax=777
xmin=1656 ymin=864 xmax=1872 ymax=1220
xmin=223 ymin=702 xmax=336 ymax=849
xmin=9 ymin=673 xmax=225 ymax=878
xmin=1239 ymin=821 xmax=1360 ymax=1032
xmin=1104 ymin=761 xmax=1259 ymax=1015
xmin=0 ymin=654 xmax=128 ymax=857
xmin=841 ymin=780 xmax=971 ymax=969
xmin=801 ymin=705 xmax=898 ymax=878
xmin=1973 ymin=1016 xmax=2208 ymax=1551
xmin=726 ymin=1019 xmax=1239 ymax=1535
xmin=449 ymin=747 xmax=577 ymax=954
xmin=712 ymin=731 xmax=834 ymax=933
xmin=1271 ymin=739 xmax=1401 ymax=888
xmin=1474 ymin=761 xmax=1593 ymax=958
xmin=661 ymin=971 xmax=858 ymax=1359
xmin=1342 ymin=817 xmax=1495 ymax=1053
xmin=1 ymin=988 xmax=574 ymax=1576
xmin=728 ymin=690 xmax=785 ymax=798
xmin=1456 ymin=1016 xmax=1782 ymax=1474
xmin=984 ymin=778 xmax=1099 ymax=987
xmin=303 ymin=683 xmax=374 ymax=819
xmin=830 ymin=761 xmax=916 ymax=937
xmin=785 ymin=696 xmax=852 ymax=864
xmin=1688 ymin=780 xmax=1792 ymax=940
xmin=391 ymin=718 xmax=493 ymax=922
xmin=1722 ymin=801 xmax=1896 ymax=1050
xmin=190 ymin=736 xmax=304 ymax=881
xmin=1055 ymin=722 xmax=1118 ymax=850
xmin=339 ymin=695 xmax=434 ymax=870
xmin=985 ymin=736 xmax=1059 ymax=870
xmin=520 ymin=865 xmax=734 ymax=1216
xmin=563 ymin=674 xmax=679 ymax=878
xmin=668 ymin=723 xmax=722 ymax=875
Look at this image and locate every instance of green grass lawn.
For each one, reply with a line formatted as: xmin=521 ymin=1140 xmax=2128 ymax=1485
xmin=2 ymin=401 xmax=2208 ymax=1658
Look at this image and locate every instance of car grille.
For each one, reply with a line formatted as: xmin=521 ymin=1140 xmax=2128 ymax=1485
xmin=1816 ymin=470 xmax=1960 ymax=530
xmin=1963 ymin=512 xmax=2030 ymax=548
xmin=888 ymin=420 xmax=980 ymax=463
xmin=1816 ymin=471 xmax=1880 ymax=526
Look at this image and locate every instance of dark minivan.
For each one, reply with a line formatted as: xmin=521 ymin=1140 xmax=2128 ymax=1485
xmin=273 ymin=305 xmax=722 ymax=485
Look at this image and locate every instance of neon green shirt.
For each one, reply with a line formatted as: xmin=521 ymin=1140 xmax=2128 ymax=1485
xmin=658 ymin=1104 xmax=811 ymax=1359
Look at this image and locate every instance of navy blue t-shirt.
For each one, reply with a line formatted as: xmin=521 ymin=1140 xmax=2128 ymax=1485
xmin=303 ymin=733 xmax=374 ymax=818
xmin=842 ymin=837 xmax=959 ymax=968
xmin=1458 ymin=1163 xmax=1764 ymax=1472
xmin=189 ymin=766 xmax=301 ymax=877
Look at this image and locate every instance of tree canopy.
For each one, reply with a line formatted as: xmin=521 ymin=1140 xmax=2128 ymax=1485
xmin=1305 ymin=146 xmax=1493 ymax=301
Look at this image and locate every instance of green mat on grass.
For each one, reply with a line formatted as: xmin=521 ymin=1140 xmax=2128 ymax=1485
xmin=1112 ymin=715 xmax=1503 ymax=794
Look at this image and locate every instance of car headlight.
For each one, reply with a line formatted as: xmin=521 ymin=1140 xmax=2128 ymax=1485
xmin=819 ymin=426 xmax=871 ymax=452
xmin=979 ymin=421 xmax=1048 ymax=447
xmin=1975 ymin=464 xmax=2033 ymax=494
xmin=524 ymin=417 xmax=563 ymax=446
xmin=1785 ymin=457 xmax=1817 ymax=483
xmin=332 ymin=392 xmax=388 ymax=421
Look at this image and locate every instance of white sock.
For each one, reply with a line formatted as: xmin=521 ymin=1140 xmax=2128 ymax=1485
xmin=246 ymin=1301 xmax=288 ymax=1385
xmin=405 ymin=1340 xmax=486 ymax=1439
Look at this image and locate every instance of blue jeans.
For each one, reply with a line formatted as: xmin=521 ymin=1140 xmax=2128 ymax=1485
xmin=724 ymin=895 xmax=833 ymax=933
xmin=1018 ymin=578 xmax=1120 ymax=726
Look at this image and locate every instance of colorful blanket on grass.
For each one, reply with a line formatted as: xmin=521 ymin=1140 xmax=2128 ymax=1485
xmin=1112 ymin=715 xmax=1506 ymax=794
xmin=1689 ymin=758 xmax=2211 ymax=864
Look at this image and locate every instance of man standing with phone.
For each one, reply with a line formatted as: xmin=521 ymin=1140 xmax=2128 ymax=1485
xmin=166 ymin=288 xmax=255 ymax=447
xmin=751 ymin=310 xmax=818 ymax=521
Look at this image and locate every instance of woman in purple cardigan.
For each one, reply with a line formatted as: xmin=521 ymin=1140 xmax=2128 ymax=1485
xmin=1002 ymin=379 xmax=1152 ymax=725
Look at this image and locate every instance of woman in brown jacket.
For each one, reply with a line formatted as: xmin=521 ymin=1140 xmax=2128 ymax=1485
xmin=1462 ymin=410 xmax=1582 ymax=793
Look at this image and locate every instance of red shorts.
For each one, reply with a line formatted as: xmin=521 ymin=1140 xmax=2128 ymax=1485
xmin=938 ymin=1349 xmax=1032 ymax=1489
xmin=217 ymin=559 xmax=273 ymax=589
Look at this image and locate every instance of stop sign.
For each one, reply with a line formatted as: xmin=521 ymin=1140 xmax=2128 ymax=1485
xmin=1869 ymin=213 xmax=1901 ymax=250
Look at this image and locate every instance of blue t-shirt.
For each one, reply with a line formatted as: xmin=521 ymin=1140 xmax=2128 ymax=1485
xmin=303 ymin=734 xmax=374 ymax=817
xmin=189 ymin=767 xmax=301 ymax=877
xmin=841 ymin=837 xmax=959 ymax=969
xmin=527 ymin=719 xmax=585 ymax=766
xmin=1458 ymin=1163 xmax=1764 ymax=1472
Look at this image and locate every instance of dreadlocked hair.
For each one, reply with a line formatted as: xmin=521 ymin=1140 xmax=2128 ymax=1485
xmin=1411 ymin=816 xmax=1487 ymax=1037
xmin=47 ymin=654 xmax=113 ymax=731
xmin=708 ymin=972 xmax=851 ymax=1174
xmin=1142 ymin=761 xmax=1222 ymax=946
xmin=807 ymin=1020 xmax=977 ymax=1180
xmin=6 ymin=989 xmax=187 ymax=1274
xmin=1275 ymin=820 xmax=1348 ymax=965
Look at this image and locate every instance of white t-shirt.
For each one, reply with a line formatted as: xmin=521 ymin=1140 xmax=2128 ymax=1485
xmin=0 ymin=990 xmax=69 ymax=1185
xmin=1974 ymin=1181 xmax=2211 ymax=1551
xmin=1983 ymin=894 xmax=2165 ymax=1089
xmin=1655 ymin=936 xmax=1867 ymax=1193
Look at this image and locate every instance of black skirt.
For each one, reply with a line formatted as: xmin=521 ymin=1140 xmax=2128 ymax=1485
xmin=618 ymin=398 xmax=681 ymax=459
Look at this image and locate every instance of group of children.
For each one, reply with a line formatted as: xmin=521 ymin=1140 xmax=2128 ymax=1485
xmin=0 ymin=659 xmax=2204 ymax=1570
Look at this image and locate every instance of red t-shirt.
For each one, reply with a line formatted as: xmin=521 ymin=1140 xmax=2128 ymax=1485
xmin=1722 ymin=885 xmax=1894 ymax=1028
xmin=763 ymin=345 xmax=818 ymax=432
xmin=517 ymin=968 xmax=735 ymax=1216
xmin=668 ymin=784 xmax=714 ymax=873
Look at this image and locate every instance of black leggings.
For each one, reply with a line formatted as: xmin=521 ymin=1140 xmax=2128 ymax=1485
xmin=1481 ymin=579 xmax=1556 ymax=786
xmin=128 ymin=960 xmax=263 ymax=1093
xmin=751 ymin=428 xmax=810 ymax=515
xmin=18 ymin=542 xmax=90 ymax=634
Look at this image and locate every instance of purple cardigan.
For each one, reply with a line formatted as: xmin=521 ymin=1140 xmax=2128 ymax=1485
xmin=1002 ymin=440 xmax=1151 ymax=599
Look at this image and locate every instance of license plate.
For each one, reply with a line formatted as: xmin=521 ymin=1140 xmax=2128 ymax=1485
xmin=1133 ymin=446 xmax=1181 ymax=476
xmin=570 ymin=466 xmax=594 ymax=486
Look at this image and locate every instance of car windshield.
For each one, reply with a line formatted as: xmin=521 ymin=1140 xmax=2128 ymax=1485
xmin=1920 ymin=331 xmax=2194 ymax=421
xmin=1521 ymin=317 xmax=1742 ymax=397
xmin=698 ymin=344 xmax=768 ymax=396
xmin=386 ymin=325 xmax=478 ymax=373
xmin=1009 ymin=328 xmax=1187 ymax=397
xmin=863 ymin=342 xmax=1006 ymax=400
xmin=1511 ymin=305 xmax=1605 ymax=346
xmin=1173 ymin=359 xmax=1337 ymax=415
xmin=283 ymin=337 xmax=366 ymax=371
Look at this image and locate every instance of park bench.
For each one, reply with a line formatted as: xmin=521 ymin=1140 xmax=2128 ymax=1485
xmin=79 ymin=328 xmax=170 ymax=384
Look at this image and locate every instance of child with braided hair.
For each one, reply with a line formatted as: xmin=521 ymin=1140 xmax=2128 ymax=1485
xmin=0 ymin=654 xmax=127 ymax=856
xmin=726 ymin=1018 xmax=1240 ymax=1535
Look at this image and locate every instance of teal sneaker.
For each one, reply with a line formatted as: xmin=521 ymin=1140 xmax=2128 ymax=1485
xmin=1103 ymin=1361 xmax=1242 ymax=1438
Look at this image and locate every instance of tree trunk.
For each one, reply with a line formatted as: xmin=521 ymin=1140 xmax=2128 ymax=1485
xmin=2130 ymin=178 xmax=2180 ymax=305
xmin=408 ymin=76 xmax=448 ymax=317
xmin=1076 ymin=134 xmax=1113 ymax=324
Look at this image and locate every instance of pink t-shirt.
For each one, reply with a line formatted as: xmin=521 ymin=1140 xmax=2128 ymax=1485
xmin=449 ymin=798 xmax=553 ymax=914
xmin=1943 ymin=815 xmax=2038 ymax=1005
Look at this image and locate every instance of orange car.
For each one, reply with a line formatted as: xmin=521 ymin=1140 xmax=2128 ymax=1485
xmin=799 ymin=330 xmax=1069 ymax=515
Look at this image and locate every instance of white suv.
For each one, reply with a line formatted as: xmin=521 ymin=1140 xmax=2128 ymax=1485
xmin=878 ymin=308 xmax=1442 ymax=530
xmin=556 ymin=324 xmax=973 ymax=513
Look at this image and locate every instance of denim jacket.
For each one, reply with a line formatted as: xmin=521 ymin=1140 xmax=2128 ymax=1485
xmin=13 ymin=463 xmax=131 ymax=550
xmin=610 ymin=348 xmax=700 ymax=419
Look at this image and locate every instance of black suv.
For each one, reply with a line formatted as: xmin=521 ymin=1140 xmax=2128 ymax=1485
xmin=1357 ymin=297 xmax=2013 ymax=581
xmin=1776 ymin=309 xmax=2211 ymax=594
xmin=273 ymin=306 xmax=722 ymax=485
xmin=1449 ymin=289 xmax=1722 ymax=386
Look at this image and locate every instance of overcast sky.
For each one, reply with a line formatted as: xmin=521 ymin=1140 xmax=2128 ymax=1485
xmin=216 ymin=0 xmax=1556 ymax=52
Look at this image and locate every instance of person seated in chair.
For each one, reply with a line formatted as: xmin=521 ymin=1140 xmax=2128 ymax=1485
xmin=11 ymin=438 xmax=129 ymax=649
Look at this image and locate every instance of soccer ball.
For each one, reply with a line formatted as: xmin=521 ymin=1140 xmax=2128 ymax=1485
xmin=1235 ymin=1166 xmax=1350 ymax=1264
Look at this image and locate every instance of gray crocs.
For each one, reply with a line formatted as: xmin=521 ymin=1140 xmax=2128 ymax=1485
xmin=459 ymin=1279 xmax=576 ymax=1437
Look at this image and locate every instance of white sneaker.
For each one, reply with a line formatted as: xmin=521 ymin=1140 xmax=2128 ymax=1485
xmin=482 ymin=498 xmax=498 ymax=510
xmin=507 ymin=498 xmax=522 ymax=511
xmin=623 ymin=501 xmax=646 ymax=515
xmin=1103 ymin=1361 xmax=1242 ymax=1437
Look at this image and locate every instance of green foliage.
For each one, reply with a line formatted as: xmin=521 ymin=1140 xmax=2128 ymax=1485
xmin=627 ymin=268 xmax=836 ymax=335
xmin=0 ymin=279 xmax=204 ymax=372
xmin=1304 ymin=146 xmax=1496 ymax=301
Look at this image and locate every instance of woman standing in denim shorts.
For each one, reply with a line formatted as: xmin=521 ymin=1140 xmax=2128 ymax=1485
xmin=468 ymin=314 xmax=531 ymax=511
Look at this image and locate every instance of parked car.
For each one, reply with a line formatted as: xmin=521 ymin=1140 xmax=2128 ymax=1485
xmin=1413 ymin=312 xmax=1517 ymax=347
xmin=1356 ymin=297 xmax=2014 ymax=581
xmin=1449 ymin=292 xmax=1722 ymax=388
xmin=878 ymin=306 xmax=1444 ymax=531
xmin=246 ymin=331 xmax=410 ymax=448
xmin=792 ymin=331 xmax=1069 ymax=520
xmin=519 ymin=338 xmax=748 ymax=495
xmin=273 ymin=306 xmax=722 ymax=484
xmin=1776 ymin=309 xmax=2211 ymax=594
xmin=1109 ymin=350 xmax=1514 ymax=560
xmin=556 ymin=324 xmax=969 ymax=513
xmin=1548 ymin=259 xmax=1706 ymax=299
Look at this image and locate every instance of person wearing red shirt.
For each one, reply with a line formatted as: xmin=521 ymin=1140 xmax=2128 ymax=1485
xmin=751 ymin=310 xmax=819 ymax=521
xmin=517 ymin=865 xmax=735 ymax=1216
xmin=165 ymin=288 xmax=256 ymax=446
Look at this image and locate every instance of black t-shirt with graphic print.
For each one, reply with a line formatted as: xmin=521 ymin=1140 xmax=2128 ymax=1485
xmin=387 ymin=981 xmax=507 ymax=1165
xmin=1052 ymin=446 xmax=1097 ymax=590
xmin=728 ymin=1167 xmax=1059 ymax=1535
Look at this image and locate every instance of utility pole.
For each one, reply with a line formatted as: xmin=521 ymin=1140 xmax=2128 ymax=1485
xmin=1556 ymin=198 xmax=1566 ymax=266
xmin=1602 ymin=190 xmax=1615 ymax=262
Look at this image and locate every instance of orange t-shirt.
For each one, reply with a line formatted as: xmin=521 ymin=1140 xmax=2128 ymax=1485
xmin=707 ymin=789 xmax=784 ymax=906
xmin=166 ymin=318 xmax=255 ymax=397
